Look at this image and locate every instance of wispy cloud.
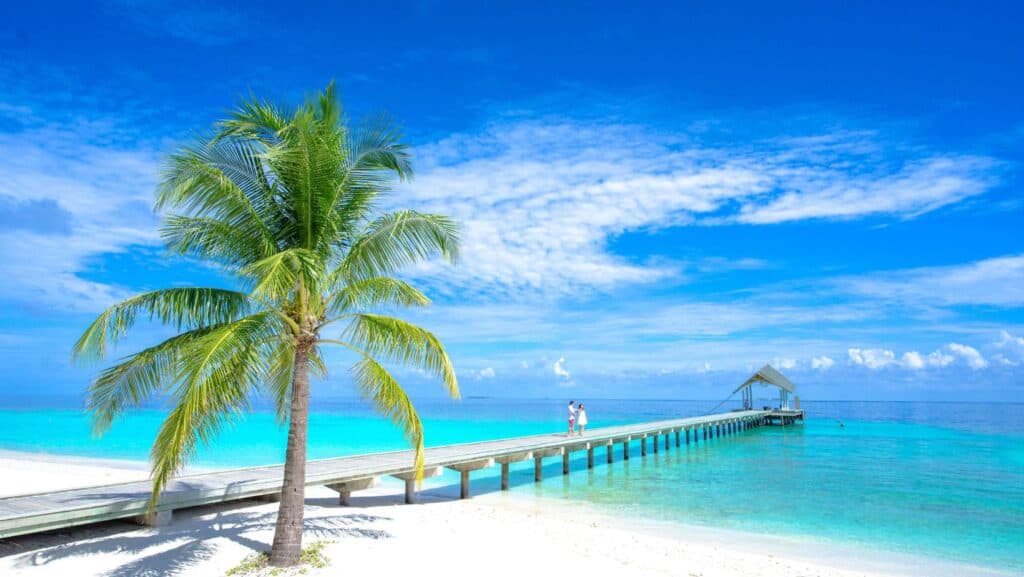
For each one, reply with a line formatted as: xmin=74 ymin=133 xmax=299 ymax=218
xmin=836 ymin=254 xmax=1024 ymax=307
xmin=993 ymin=330 xmax=1024 ymax=366
xmin=399 ymin=119 xmax=1001 ymax=298
xmin=0 ymin=116 xmax=160 ymax=311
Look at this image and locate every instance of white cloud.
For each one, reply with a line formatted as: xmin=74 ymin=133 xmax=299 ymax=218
xmin=774 ymin=357 xmax=798 ymax=370
xmin=839 ymin=255 xmax=1024 ymax=307
xmin=400 ymin=120 xmax=999 ymax=298
xmin=901 ymin=351 xmax=925 ymax=370
xmin=849 ymin=344 xmax=986 ymax=371
xmin=997 ymin=330 xmax=1024 ymax=349
xmin=994 ymin=330 xmax=1024 ymax=366
xmin=811 ymin=356 xmax=835 ymax=370
xmin=947 ymin=343 xmax=988 ymax=369
xmin=925 ymin=350 xmax=955 ymax=368
xmin=520 ymin=360 xmax=530 ymax=369
xmin=848 ymin=348 xmax=897 ymax=369
xmin=735 ymin=156 xmax=996 ymax=224
xmin=476 ymin=367 xmax=495 ymax=379
xmin=553 ymin=357 xmax=571 ymax=379
xmin=0 ymin=121 xmax=160 ymax=312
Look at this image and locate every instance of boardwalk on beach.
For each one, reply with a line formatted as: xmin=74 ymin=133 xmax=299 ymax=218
xmin=0 ymin=409 xmax=770 ymax=539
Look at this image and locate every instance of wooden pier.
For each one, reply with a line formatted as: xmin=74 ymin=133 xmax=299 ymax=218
xmin=763 ymin=409 xmax=804 ymax=426
xmin=0 ymin=410 xmax=771 ymax=539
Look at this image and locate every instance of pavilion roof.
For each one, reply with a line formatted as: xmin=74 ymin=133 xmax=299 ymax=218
xmin=732 ymin=364 xmax=796 ymax=395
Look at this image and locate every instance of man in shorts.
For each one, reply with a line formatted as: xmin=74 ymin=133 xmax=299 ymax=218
xmin=567 ymin=400 xmax=577 ymax=436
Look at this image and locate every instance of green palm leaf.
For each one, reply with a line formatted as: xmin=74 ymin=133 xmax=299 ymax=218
xmin=149 ymin=312 xmax=279 ymax=506
xmin=342 ymin=313 xmax=459 ymax=399
xmin=73 ymin=288 xmax=251 ymax=361
xmin=349 ymin=354 xmax=425 ymax=482
xmin=342 ymin=210 xmax=460 ymax=281
xmin=328 ymin=277 xmax=430 ymax=314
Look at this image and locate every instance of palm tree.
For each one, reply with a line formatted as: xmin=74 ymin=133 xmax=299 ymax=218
xmin=72 ymin=83 xmax=460 ymax=567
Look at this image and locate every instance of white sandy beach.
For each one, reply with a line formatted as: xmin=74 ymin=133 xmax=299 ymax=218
xmin=0 ymin=452 xmax=1012 ymax=577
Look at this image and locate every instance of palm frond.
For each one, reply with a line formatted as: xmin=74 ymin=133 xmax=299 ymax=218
xmin=73 ymin=289 xmax=252 ymax=362
xmin=350 ymin=354 xmax=425 ymax=482
xmin=215 ymin=97 xmax=289 ymax=145
xmin=348 ymin=112 xmax=413 ymax=181
xmin=343 ymin=210 xmax=460 ymax=281
xmin=342 ymin=314 xmax=459 ymax=399
xmin=327 ymin=277 xmax=430 ymax=315
xmin=242 ymin=249 xmax=323 ymax=304
xmin=156 ymin=139 xmax=279 ymax=257
xmin=87 ymin=328 xmax=213 ymax=435
xmin=264 ymin=340 xmax=296 ymax=424
xmin=148 ymin=313 xmax=278 ymax=508
xmin=161 ymin=215 xmax=276 ymax=267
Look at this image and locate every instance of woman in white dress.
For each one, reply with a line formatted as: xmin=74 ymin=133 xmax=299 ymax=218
xmin=577 ymin=403 xmax=588 ymax=435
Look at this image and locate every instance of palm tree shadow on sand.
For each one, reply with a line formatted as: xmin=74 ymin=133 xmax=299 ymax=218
xmin=8 ymin=503 xmax=392 ymax=577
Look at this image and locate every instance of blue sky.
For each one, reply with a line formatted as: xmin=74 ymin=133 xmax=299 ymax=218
xmin=1 ymin=1 xmax=1022 ymax=403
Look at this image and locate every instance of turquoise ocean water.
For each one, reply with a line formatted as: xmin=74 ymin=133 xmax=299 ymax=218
xmin=1 ymin=399 xmax=1022 ymax=572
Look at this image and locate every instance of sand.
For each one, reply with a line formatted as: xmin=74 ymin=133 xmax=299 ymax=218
xmin=0 ymin=452 xmax=1013 ymax=577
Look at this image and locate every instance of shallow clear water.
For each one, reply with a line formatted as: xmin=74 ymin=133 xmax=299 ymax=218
xmin=1 ymin=399 xmax=1022 ymax=571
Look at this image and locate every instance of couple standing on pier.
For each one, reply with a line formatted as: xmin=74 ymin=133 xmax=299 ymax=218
xmin=567 ymin=400 xmax=588 ymax=436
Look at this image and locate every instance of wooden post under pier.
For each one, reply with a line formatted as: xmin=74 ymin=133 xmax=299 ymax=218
xmin=447 ymin=459 xmax=494 ymax=499
xmin=495 ymin=452 xmax=532 ymax=491
xmin=391 ymin=467 xmax=442 ymax=504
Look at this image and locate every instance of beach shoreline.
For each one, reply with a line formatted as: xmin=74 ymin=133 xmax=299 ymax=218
xmin=0 ymin=450 xmax=1014 ymax=577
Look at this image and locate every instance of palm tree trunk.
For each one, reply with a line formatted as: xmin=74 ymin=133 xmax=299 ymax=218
xmin=269 ymin=340 xmax=312 ymax=566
